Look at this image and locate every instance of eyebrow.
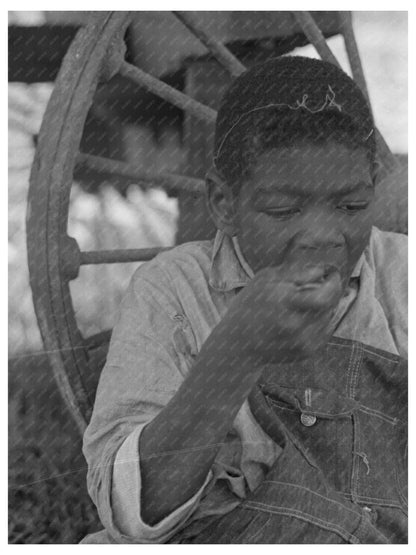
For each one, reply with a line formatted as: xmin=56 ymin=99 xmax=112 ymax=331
xmin=336 ymin=182 xmax=374 ymax=195
xmin=254 ymin=181 xmax=374 ymax=198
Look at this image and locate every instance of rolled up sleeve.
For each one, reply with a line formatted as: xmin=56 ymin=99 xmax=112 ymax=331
xmin=111 ymin=424 xmax=213 ymax=542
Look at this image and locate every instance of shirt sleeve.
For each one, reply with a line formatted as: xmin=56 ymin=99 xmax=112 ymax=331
xmin=82 ymin=258 xmax=205 ymax=543
xmin=111 ymin=424 xmax=213 ymax=543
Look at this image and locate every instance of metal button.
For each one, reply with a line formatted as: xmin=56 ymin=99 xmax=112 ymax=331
xmin=363 ymin=506 xmax=377 ymax=524
xmin=300 ymin=413 xmax=317 ymax=427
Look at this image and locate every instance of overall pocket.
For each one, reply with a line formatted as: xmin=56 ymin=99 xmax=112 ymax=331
xmin=259 ymin=383 xmax=357 ymax=494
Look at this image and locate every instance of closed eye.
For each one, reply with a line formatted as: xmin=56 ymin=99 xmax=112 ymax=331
xmin=263 ymin=207 xmax=301 ymax=219
xmin=337 ymin=202 xmax=370 ymax=213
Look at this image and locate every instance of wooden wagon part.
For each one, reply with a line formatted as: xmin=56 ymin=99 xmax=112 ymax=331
xmin=27 ymin=11 xmax=405 ymax=434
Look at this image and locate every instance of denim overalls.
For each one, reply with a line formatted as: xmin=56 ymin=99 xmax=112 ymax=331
xmin=169 ymin=337 xmax=407 ymax=544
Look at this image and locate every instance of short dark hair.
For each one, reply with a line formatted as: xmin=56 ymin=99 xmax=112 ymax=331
xmin=215 ymin=108 xmax=377 ymax=196
xmin=213 ymin=56 xmax=376 ymax=196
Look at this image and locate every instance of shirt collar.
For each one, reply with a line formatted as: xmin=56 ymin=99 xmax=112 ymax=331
xmin=209 ymin=229 xmax=363 ymax=292
xmin=209 ymin=230 xmax=251 ymax=292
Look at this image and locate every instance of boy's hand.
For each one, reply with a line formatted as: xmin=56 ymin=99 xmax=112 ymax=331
xmin=220 ymin=261 xmax=343 ymax=363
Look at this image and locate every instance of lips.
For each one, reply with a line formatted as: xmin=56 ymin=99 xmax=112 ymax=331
xmin=293 ymin=264 xmax=341 ymax=291
xmin=282 ymin=245 xmax=347 ymax=292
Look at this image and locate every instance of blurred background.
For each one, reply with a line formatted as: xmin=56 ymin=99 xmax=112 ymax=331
xmin=8 ymin=11 xmax=407 ymax=543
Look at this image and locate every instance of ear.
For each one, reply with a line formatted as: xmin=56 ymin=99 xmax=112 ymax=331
xmin=205 ymin=165 xmax=238 ymax=236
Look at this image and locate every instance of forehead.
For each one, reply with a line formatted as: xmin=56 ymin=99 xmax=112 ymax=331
xmin=246 ymin=143 xmax=372 ymax=197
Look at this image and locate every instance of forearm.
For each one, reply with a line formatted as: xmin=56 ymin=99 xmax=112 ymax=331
xmin=139 ymin=328 xmax=263 ymax=525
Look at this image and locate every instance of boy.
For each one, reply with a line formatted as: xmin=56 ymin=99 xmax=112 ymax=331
xmin=82 ymin=56 xmax=407 ymax=543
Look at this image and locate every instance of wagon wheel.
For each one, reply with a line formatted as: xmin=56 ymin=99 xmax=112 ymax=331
xmin=26 ymin=11 xmax=399 ymax=434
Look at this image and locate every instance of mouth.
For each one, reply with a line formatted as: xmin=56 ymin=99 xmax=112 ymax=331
xmin=293 ymin=263 xmax=340 ymax=290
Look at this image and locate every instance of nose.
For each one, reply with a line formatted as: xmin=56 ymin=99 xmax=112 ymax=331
xmin=291 ymin=208 xmax=345 ymax=252
xmin=286 ymin=237 xmax=346 ymax=275
xmin=293 ymin=227 xmax=345 ymax=252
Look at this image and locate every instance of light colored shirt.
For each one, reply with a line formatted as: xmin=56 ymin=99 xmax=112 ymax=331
xmin=82 ymin=226 xmax=407 ymax=544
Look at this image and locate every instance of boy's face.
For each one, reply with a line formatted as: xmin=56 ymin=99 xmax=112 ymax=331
xmin=234 ymin=142 xmax=375 ymax=289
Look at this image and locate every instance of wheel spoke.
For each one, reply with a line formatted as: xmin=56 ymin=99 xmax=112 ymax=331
xmin=173 ymin=11 xmax=246 ymax=77
xmin=61 ymin=236 xmax=172 ymax=280
xmin=76 ymin=152 xmax=205 ymax=194
xmin=293 ymin=11 xmax=341 ymax=67
xmin=80 ymin=247 xmax=172 ymax=266
xmin=119 ymin=60 xmax=217 ymax=123
xmin=338 ymin=12 xmax=371 ymax=109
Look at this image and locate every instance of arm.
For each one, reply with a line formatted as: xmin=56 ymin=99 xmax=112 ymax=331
xmin=139 ymin=323 xmax=264 ymax=525
xmin=83 ymin=257 xmax=258 ymax=540
xmin=139 ymin=262 xmax=343 ymax=525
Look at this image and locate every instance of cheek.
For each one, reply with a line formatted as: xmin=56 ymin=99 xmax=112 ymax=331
xmin=345 ymin=213 xmax=373 ymax=251
xmin=336 ymin=215 xmax=373 ymax=283
xmin=237 ymin=212 xmax=290 ymax=270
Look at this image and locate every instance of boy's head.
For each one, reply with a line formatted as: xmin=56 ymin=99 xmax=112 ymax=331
xmin=207 ymin=56 xmax=377 ymax=288
xmin=213 ymin=56 xmax=376 ymax=194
